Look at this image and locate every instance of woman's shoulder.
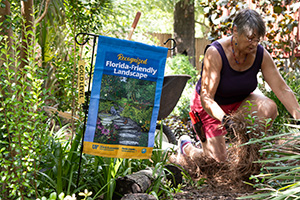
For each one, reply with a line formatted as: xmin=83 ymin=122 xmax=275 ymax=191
xmin=261 ymin=45 xmax=274 ymax=65
xmin=205 ymin=37 xmax=230 ymax=56
xmin=257 ymin=44 xmax=265 ymax=52
xmin=208 ymin=37 xmax=230 ymax=51
xmin=205 ymin=45 xmax=221 ymax=59
xmin=204 ymin=44 xmax=223 ymax=65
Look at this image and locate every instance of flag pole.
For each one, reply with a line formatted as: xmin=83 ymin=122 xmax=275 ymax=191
xmin=75 ymin=33 xmax=98 ymax=189
xmin=127 ymin=11 xmax=141 ymax=40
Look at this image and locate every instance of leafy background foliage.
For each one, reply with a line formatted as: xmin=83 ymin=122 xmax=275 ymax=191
xmin=1 ymin=0 xmax=300 ymax=199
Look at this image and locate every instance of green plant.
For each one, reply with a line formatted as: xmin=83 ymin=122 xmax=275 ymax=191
xmin=37 ymin=124 xmax=129 ymax=199
xmin=238 ymin=125 xmax=300 ymax=199
xmin=0 ymin=22 xmax=49 ymax=199
xmin=182 ymin=171 xmax=206 ymax=190
xmin=164 ymin=180 xmax=184 ymax=194
xmin=236 ymin=98 xmax=300 ymax=199
xmin=151 ymin=124 xmax=174 ymax=165
xmin=242 ymin=100 xmax=273 ymax=140
xmin=37 ymin=124 xmax=84 ymax=196
xmin=1 ymin=1 xmax=197 ymax=199
xmin=165 ymin=54 xmax=199 ymax=83
xmin=148 ymin=163 xmax=176 ymax=200
xmin=120 ymin=103 xmax=153 ymax=129
xmin=20 ymin=102 xmax=184 ymax=200
xmin=144 ymin=127 xmax=187 ymax=199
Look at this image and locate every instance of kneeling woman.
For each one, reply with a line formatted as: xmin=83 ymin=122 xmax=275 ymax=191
xmin=179 ymin=9 xmax=300 ymax=163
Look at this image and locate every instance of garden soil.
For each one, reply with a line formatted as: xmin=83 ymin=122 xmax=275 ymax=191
xmin=169 ymin=112 xmax=265 ymax=199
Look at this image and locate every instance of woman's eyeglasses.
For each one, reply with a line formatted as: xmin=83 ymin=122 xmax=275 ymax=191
xmin=246 ymin=35 xmax=260 ymax=44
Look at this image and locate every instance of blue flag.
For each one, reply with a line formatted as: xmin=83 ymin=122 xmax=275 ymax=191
xmin=83 ymin=35 xmax=168 ymax=159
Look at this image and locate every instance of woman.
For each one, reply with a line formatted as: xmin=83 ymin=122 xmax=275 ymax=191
xmin=179 ymin=9 xmax=300 ymax=163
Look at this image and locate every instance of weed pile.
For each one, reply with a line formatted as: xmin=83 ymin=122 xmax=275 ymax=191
xmin=169 ymin=111 xmax=266 ymax=192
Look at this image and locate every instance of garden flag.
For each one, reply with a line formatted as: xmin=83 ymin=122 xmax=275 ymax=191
xmin=83 ymin=35 xmax=168 ymax=159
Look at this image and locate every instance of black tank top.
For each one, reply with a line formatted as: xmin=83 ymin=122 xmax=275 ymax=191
xmin=196 ymin=41 xmax=264 ymax=105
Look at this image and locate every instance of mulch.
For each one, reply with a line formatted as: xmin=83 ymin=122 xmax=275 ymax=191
xmin=169 ymin=111 xmax=266 ymax=200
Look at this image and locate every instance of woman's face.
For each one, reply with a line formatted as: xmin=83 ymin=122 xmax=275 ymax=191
xmin=234 ymin=26 xmax=261 ymax=53
xmin=242 ymin=33 xmax=260 ymax=52
xmin=238 ymin=32 xmax=260 ymax=53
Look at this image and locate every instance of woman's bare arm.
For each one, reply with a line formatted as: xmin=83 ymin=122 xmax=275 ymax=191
xmin=261 ymin=49 xmax=300 ymax=120
xmin=200 ymin=46 xmax=226 ymax=122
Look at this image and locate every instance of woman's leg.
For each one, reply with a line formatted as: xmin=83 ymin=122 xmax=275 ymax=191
xmin=184 ymin=91 xmax=277 ymax=163
xmin=185 ymin=90 xmax=232 ymax=163
xmin=238 ymin=93 xmax=278 ymax=122
xmin=199 ymin=93 xmax=278 ymax=162
xmin=182 ymin=135 xmax=227 ymax=163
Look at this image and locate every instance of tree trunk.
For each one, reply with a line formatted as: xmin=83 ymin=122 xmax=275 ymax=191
xmin=0 ymin=1 xmax=13 ymax=94
xmin=20 ymin=0 xmax=34 ymax=69
xmin=0 ymin=0 xmax=13 ymax=66
xmin=0 ymin=0 xmax=13 ymax=40
xmin=0 ymin=2 xmax=13 ymax=198
xmin=174 ymin=0 xmax=195 ymax=67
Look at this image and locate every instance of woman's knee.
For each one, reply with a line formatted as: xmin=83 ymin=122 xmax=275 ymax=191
xmin=203 ymin=146 xmax=227 ymax=162
xmin=212 ymin=151 xmax=227 ymax=163
xmin=203 ymin=136 xmax=227 ymax=162
xmin=257 ymin=97 xmax=278 ymax=120
xmin=243 ymin=94 xmax=278 ymax=120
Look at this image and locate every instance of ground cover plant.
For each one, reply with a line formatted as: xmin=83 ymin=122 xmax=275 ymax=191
xmin=236 ymin=71 xmax=300 ymax=199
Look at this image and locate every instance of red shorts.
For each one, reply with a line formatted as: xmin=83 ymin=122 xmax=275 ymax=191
xmin=190 ymin=90 xmax=243 ymax=138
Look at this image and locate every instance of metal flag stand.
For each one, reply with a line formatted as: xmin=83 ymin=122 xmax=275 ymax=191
xmin=74 ymin=31 xmax=176 ymax=189
xmin=74 ymin=32 xmax=98 ymax=189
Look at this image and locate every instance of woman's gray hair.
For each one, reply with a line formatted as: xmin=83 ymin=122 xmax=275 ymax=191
xmin=233 ymin=9 xmax=266 ymax=38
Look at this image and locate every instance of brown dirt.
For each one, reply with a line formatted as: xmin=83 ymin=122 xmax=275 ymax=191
xmin=173 ymin=186 xmax=253 ymax=200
